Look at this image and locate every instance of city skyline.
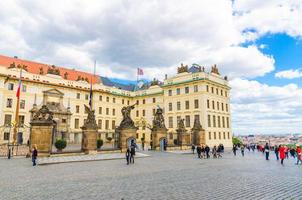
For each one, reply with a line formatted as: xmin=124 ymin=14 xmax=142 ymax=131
xmin=0 ymin=0 xmax=301 ymax=135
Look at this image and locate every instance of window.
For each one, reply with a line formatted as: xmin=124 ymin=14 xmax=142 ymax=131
xmin=176 ymin=88 xmax=180 ymax=95
xmin=99 ymin=95 xmax=102 ymax=101
xmin=112 ymin=109 xmax=115 ymax=116
xmin=20 ymin=100 xmax=25 ymax=109
xmin=185 ymin=115 xmax=190 ymax=127
xmin=136 ymin=110 xmax=139 ymax=117
xmin=105 ymin=120 xmax=109 ymax=130
xmin=142 ymin=110 xmax=145 ymax=116
xmin=127 ymin=100 xmax=130 ymax=105
xmin=225 ymin=91 xmax=228 ymax=97
xmin=76 ymin=105 xmax=80 ymax=113
xmin=106 ymin=97 xmax=109 ymax=102
xmin=208 ymin=132 xmax=211 ymax=140
xmin=113 ymin=98 xmax=116 ymax=103
xmin=211 ymin=87 xmax=214 ymax=93
xmin=136 ymin=100 xmax=139 ymax=105
xmin=216 ymin=88 xmax=218 ymax=95
xmin=6 ymin=98 xmax=13 ymax=108
xmin=213 ymin=115 xmax=216 ymax=127
xmin=143 ymin=99 xmax=145 ymax=104
xmin=112 ymin=120 xmax=115 ymax=129
xmin=106 ymin=108 xmax=109 ymax=115
xmin=75 ymin=119 xmax=79 ymax=129
xmin=177 ymin=102 xmax=181 ymax=110
xmin=223 ymin=132 xmax=226 ymax=139
xmin=168 ymin=103 xmax=172 ymax=111
xmin=226 ymin=104 xmax=229 ymax=112
xmin=219 ymin=132 xmax=221 ymax=139
xmin=4 ymin=132 xmax=10 ymax=140
xmin=221 ymin=103 xmax=224 ymax=111
xmin=185 ymin=87 xmax=189 ymax=94
xmin=98 ymin=119 xmax=102 ymax=129
xmin=98 ymin=107 xmax=102 ymax=114
xmin=218 ymin=116 xmax=221 ymax=128
xmin=168 ymin=117 xmax=173 ymax=128
xmin=194 ymin=85 xmax=198 ymax=92
xmin=228 ymin=132 xmax=230 ymax=139
xmin=152 ymin=98 xmax=156 ymax=103
xmin=185 ymin=101 xmax=189 ymax=109
xmin=8 ymin=83 xmax=14 ymax=90
xmin=169 ymin=133 xmax=173 ymax=139
xmin=62 ymin=118 xmax=66 ymax=124
xmin=76 ymin=93 xmax=80 ymax=99
xmin=22 ymin=85 xmax=27 ymax=92
xmin=207 ymin=99 xmax=210 ymax=109
xmin=214 ymin=132 xmax=216 ymax=140
xmin=4 ymin=114 xmax=12 ymax=126
xmin=227 ymin=117 xmax=230 ymax=128
xmin=177 ymin=116 xmax=181 ymax=125
xmin=221 ymin=89 xmax=223 ymax=96
xmin=194 ymin=99 xmax=199 ymax=109
xmin=168 ymin=90 xmax=172 ymax=96
xmin=217 ymin=102 xmax=219 ymax=110
xmin=212 ymin=101 xmax=215 ymax=110
xmin=222 ymin=116 xmax=225 ymax=128
xmin=122 ymin=99 xmax=124 ymax=104
xmin=85 ymin=94 xmax=89 ymax=100
xmin=206 ymin=85 xmax=209 ymax=92
xmin=207 ymin=115 xmax=211 ymax=127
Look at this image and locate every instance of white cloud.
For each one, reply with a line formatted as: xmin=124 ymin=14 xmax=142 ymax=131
xmin=275 ymin=69 xmax=302 ymax=79
xmin=230 ymin=78 xmax=302 ymax=135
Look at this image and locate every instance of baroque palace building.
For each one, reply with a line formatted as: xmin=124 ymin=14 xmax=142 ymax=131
xmin=0 ymin=55 xmax=232 ymax=148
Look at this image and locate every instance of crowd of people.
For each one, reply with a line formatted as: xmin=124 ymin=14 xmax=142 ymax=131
xmin=192 ymin=144 xmax=224 ymax=159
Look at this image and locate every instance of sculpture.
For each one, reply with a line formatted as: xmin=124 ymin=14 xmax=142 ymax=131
xmin=32 ymin=105 xmax=54 ymax=122
xmin=192 ymin=117 xmax=203 ymax=131
xmin=39 ymin=67 xmax=44 ymax=75
xmin=152 ymin=107 xmax=166 ymax=130
xmin=47 ymin=65 xmax=60 ymax=76
xmin=119 ymin=103 xmax=136 ymax=129
xmin=150 ymin=78 xmax=159 ymax=86
xmin=177 ymin=63 xmax=188 ymax=74
xmin=82 ymin=105 xmax=98 ymax=129
xmin=177 ymin=118 xmax=186 ymax=130
xmin=211 ymin=64 xmax=220 ymax=75
xmin=64 ymin=72 xmax=69 ymax=79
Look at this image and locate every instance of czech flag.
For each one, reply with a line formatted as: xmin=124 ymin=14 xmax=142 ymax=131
xmin=137 ymin=68 xmax=144 ymax=76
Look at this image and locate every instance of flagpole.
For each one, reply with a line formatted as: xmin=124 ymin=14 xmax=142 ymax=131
xmin=13 ymin=68 xmax=22 ymax=144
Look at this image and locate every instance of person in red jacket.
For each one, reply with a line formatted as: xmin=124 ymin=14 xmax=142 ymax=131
xmin=296 ymin=145 xmax=301 ymax=165
xmin=279 ymin=145 xmax=285 ymax=165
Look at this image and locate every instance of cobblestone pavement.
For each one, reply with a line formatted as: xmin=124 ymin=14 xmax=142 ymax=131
xmin=1 ymin=150 xmax=302 ymax=200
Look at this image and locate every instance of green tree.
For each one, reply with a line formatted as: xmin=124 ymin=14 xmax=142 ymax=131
xmin=232 ymin=136 xmax=242 ymax=146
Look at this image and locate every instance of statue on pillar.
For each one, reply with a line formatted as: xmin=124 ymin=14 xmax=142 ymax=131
xmin=152 ymin=107 xmax=166 ymax=131
xmin=119 ymin=103 xmax=136 ymax=129
xmin=32 ymin=105 xmax=54 ymax=123
xmin=82 ymin=105 xmax=97 ymax=129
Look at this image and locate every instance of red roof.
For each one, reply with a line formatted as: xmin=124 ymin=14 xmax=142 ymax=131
xmin=0 ymin=54 xmax=100 ymax=84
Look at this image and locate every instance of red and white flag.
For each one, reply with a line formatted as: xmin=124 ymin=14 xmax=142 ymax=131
xmin=137 ymin=68 xmax=144 ymax=75
xmin=16 ymin=69 xmax=22 ymax=98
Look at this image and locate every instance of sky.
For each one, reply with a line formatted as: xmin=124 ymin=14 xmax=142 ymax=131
xmin=0 ymin=0 xmax=301 ymax=135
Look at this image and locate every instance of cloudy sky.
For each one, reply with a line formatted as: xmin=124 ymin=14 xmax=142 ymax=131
xmin=0 ymin=0 xmax=302 ymax=135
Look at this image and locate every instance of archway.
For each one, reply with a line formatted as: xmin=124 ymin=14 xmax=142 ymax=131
xmin=159 ymin=137 xmax=167 ymax=151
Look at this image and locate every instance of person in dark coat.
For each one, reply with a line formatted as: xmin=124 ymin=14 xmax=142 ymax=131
xmin=232 ymin=145 xmax=237 ymax=156
xmin=191 ymin=145 xmax=195 ymax=154
xmin=264 ymin=143 xmax=270 ymax=160
xmin=201 ymin=145 xmax=205 ymax=158
xmin=274 ymin=145 xmax=279 ymax=160
xmin=205 ymin=145 xmax=210 ymax=159
xmin=32 ymin=145 xmax=38 ymax=166
xmin=126 ymin=148 xmax=130 ymax=165
xmin=130 ymin=146 xmax=135 ymax=164
xmin=196 ymin=146 xmax=202 ymax=159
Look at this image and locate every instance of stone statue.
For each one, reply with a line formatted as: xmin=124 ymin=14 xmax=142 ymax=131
xmin=39 ymin=67 xmax=44 ymax=75
xmin=192 ymin=117 xmax=203 ymax=131
xmin=82 ymin=105 xmax=97 ymax=129
xmin=119 ymin=103 xmax=136 ymax=129
xmin=47 ymin=65 xmax=60 ymax=76
xmin=177 ymin=118 xmax=186 ymax=130
xmin=150 ymin=78 xmax=159 ymax=86
xmin=177 ymin=63 xmax=188 ymax=74
xmin=32 ymin=105 xmax=54 ymax=122
xmin=211 ymin=64 xmax=220 ymax=75
xmin=152 ymin=107 xmax=166 ymax=130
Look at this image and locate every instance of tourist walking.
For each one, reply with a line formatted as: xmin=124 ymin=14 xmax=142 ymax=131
xmin=264 ymin=143 xmax=270 ymax=160
xmin=126 ymin=148 xmax=130 ymax=165
xmin=274 ymin=145 xmax=279 ymax=161
xmin=217 ymin=145 xmax=222 ymax=158
xmin=296 ymin=145 xmax=301 ymax=165
xmin=285 ymin=146 xmax=289 ymax=159
xmin=232 ymin=145 xmax=237 ymax=156
xmin=205 ymin=145 xmax=210 ymax=159
xmin=212 ymin=145 xmax=217 ymax=158
xmin=196 ymin=146 xmax=201 ymax=158
xmin=290 ymin=148 xmax=296 ymax=158
xmin=201 ymin=145 xmax=205 ymax=158
xmin=240 ymin=145 xmax=245 ymax=157
xmin=130 ymin=146 xmax=135 ymax=164
xmin=32 ymin=145 xmax=38 ymax=166
xmin=192 ymin=145 xmax=195 ymax=154
xmin=279 ymin=145 xmax=285 ymax=165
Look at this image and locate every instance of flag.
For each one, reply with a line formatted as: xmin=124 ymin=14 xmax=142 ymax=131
xmin=137 ymin=68 xmax=144 ymax=75
xmin=16 ymin=69 xmax=22 ymax=98
xmin=89 ymin=60 xmax=96 ymax=108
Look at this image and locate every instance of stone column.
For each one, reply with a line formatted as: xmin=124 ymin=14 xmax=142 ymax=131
xmin=119 ymin=128 xmax=138 ymax=152
xmin=30 ymin=105 xmax=56 ymax=157
xmin=81 ymin=105 xmax=98 ymax=154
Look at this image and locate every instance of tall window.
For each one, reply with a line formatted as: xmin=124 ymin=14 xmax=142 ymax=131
xmin=219 ymin=132 xmax=221 ymax=139
xmin=213 ymin=115 xmax=216 ymax=127
xmin=185 ymin=87 xmax=189 ymax=94
xmin=168 ymin=90 xmax=172 ymax=96
xmin=212 ymin=100 xmax=215 ymax=110
xmin=75 ymin=119 xmax=79 ymax=129
xmin=136 ymin=110 xmax=139 ymax=117
xmin=105 ymin=120 xmax=109 ymax=130
xmin=112 ymin=109 xmax=116 ymax=116
xmin=222 ymin=116 xmax=225 ymax=128
xmin=216 ymin=88 xmax=219 ymax=95
xmin=8 ymin=83 xmax=14 ymax=90
xmin=6 ymin=98 xmax=13 ymax=108
xmin=221 ymin=103 xmax=224 ymax=111
xmin=185 ymin=101 xmax=189 ymax=109
xmin=113 ymin=98 xmax=116 ymax=103
xmin=194 ymin=99 xmax=199 ymax=109
xmin=22 ymin=85 xmax=27 ymax=92
xmin=168 ymin=116 xmax=173 ymax=128
xmin=211 ymin=87 xmax=214 ymax=93
xmin=225 ymin=91 xmax=228 ymax=97
xmin=20 ymin=100 xmax=25 ymax=109
xmin=214 ymin=132 xmax=216 ymax=139
xmin=99 ymin=107 xmax=102 ymax=114
xmin=76 ymin=93 xmax=80 ymax=99
xmin=194 ymin=85 xmax=198 ymax=92
xmin=176 ymin=88 xmax=180 ymax=95
xmin=177 ymin=102 xmax=181 ymax=110
xmin=208 ymin=132 xmax=211 ymax=140
xmin=177 ymin=116 xmax=181 ymax=125
xmin=153 ymin=98 xmax=156 ymax=103
xmin=4 ymin=114 xmax=12 ymax=125
xmin=76 ymin=105 xmax=80 ymax=113
xmin=207 ymin=99 xmax=210 ymax=109
xmin=206 ymin=85 xmax=209 ymax=92
xmin=4 ymin=132 xmax=10 ymax=140
xmin=217 ymin=102 xmax=219 ymax=110
xmin=106 ymin=108 xmax=109 ymax=115
xmin=218 ymin=116 xmax=221 ymax=128
xmin=122 ymin=99 xmax=124 ymax=104
xmin=168 ymin=103 xmax=172 ymax=111
xmin=143 ymin=99 xmax=146 ymax=104
xmin=142 ymin=110 xmax=145 ymax=116
xmin=185 ymin=115 xmax=190 ymax=127
xmin=223 ymin=132 xmax=226 ymax=139
xmin=85 ymin=94 xmax=89 ymax=100
xmin=226 ymin=104 xmax=229 ymax=112
xmin=98 ymin=119 xmax=102 ymax=129
xmin=227 ymin=117 xmax=230 ymax=128
xmin=228 ymin=132 xmax=230 ymax=139
xmin=99 ymin=95 xmax=102 ymax=101
xmin=112 ymin=120 xmax=115 ymax=129
xmin=207 ymin=115 xmax=211 ymax=127
xmin=19 ymin=115 xmax=25 ymax=126
xmin=106 ymin=97 xmax=109 ymax=102
xmin=136 ymin=100 xmax=139 ymax=105
xmin=221 ymin=89 xmax=223 ymax=96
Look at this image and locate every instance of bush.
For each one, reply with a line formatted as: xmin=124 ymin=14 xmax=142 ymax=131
xmin=232 ymin=136 xmax=242 ymax=146
xmin=55 ymin=139 xmax=67 ymax=150
xmin=97 ymin=139 xmax=103 ymax=149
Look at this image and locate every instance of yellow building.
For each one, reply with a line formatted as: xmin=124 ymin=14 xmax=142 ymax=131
xmin=0 ymin=55 xmax=232 ymax=148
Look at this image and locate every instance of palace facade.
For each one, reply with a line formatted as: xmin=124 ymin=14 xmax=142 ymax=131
xmin=0 ymin=55 xmax=232 ymax=148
